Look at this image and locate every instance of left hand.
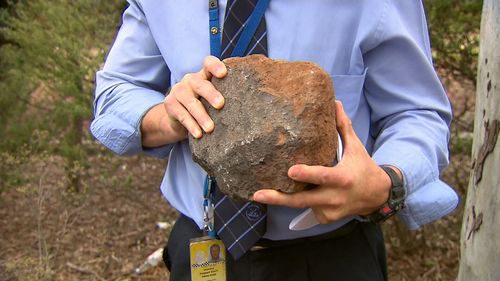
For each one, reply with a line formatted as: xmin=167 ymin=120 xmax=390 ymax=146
xmin=253 ymin=101 xmax=393 ymax=224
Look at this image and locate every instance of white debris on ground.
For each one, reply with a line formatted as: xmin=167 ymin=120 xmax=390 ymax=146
xmin=135 ymin=247 xmax=164 ymax=275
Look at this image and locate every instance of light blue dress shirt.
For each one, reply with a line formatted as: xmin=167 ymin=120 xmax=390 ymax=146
xmin=91 ymin=0 xmax=459 ymax=240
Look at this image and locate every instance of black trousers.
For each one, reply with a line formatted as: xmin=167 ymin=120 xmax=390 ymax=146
xmin=164 ymin=215 xmax=387 ymax=281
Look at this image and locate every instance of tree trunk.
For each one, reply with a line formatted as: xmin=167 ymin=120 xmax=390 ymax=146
xmin=457 ymin=1 xmax=500 ymax=280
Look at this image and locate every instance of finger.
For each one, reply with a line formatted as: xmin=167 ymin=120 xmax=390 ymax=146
xmin=186 ymin=74 xmax=225 ymax=110
xmin=335 ymin=101 xmax=358 ymax=148
xmin=175 ymin=84 xmax=215 ymax=134
xmin=311 ymin=206 xmax=345 ymax=224
xmin=200 ymin=56 xmax=227 ymax=80
xmin=311 ymin=207 xmax=330 ymax=224
xmin=164 ymin=94 xmax=203 ymax=138
xmin=253 ymin=188 xmax=332 ymax=208
xmin=288 ymin=164 xmax=348 ymax=187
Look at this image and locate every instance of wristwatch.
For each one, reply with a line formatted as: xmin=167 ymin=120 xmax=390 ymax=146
xmin=365 ymin=165 xmax=406 ymax=223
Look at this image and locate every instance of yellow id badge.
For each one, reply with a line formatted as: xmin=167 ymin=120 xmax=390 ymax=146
xmin=190 ymin=237 xmax=226 ymax=281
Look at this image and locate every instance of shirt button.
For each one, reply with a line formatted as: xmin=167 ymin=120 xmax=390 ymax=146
xmin=211 ymin=27 xmax=219 ymax=35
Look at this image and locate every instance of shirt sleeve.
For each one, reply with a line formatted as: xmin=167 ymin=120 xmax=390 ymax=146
xmin=364 ymin=0 xmax=459 ymax=229
xmin=90 ymin=0 xmax=172 ymax=158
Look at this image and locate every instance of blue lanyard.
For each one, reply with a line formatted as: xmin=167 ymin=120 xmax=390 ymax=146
xmin=208 ymin=0 xmax=270 ymax=58
xmin=208 ymin=0 xmax=222 ymax=58
xmin=203 ymin=175 xmax=217 ymax=237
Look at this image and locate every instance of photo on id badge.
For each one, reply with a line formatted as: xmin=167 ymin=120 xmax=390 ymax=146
xmin=190 ymin=237 xmax=226 ymax=281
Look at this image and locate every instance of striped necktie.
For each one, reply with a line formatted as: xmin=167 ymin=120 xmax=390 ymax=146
xmin=213 ymin=182 xmax=267 ymax=260
xmin=220 ymin=0 xmax=268 ymax=59
xmin=213 ymin=0 xmax=268 ymax=260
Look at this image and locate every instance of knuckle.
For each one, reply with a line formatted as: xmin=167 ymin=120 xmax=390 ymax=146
xmin=194 ymin=80 xmax=211 ymax=95
xmin=203 ymin=56 xmax=212 ymax=66
xmin=294 ymin=197 xmax=308 ymax=209
xmin=336 ymin=196 xmax=348 ymax=207
xmin=327 ymin=195 xmax=346 ymax=208
xmin=186 ymin=98 xmax=202 ymax=112
xmin=339 ymin=174 xmax=354 ymax=188
xmin=347 ymin=118 xmax=353 ymax=127
xmin=318 ymin=172 xmax=331 ymax=186
xmin=183 ymin=73 xmax=196 ymax=82
xmin=340 ymin=118 xmax=351 ymax=129
xmin=184 ymin=73 xmax=202 ymax=87
xmin=327 ymin=196 xmax=339 ymax=206
xmin=203 ymin=55 xmax=216 ymax=67
xmin=163 ymin=100 xmax=173 ymax=111
xmin=163 ymin=96 xmax=177 ymax=111
xmin=176 ymin=112 xmax=190 ymax=126
xmin=192 ymin=81 xmax=203 ymax=93
xmin=171 ymin=82 xmax=186 ymax=95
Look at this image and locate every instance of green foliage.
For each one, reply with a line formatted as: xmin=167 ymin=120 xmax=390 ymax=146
xmin=450 ymin=133 xmax=474 ymax=156
xmin=0 ymin=0 xmax=125 ymax=191
xmin=425 ymin=0 xmax=483 ymax=81
xmin=0 ymin=130 xmax=49 ymax=192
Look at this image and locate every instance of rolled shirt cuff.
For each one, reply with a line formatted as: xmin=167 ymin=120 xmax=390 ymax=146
xmin=372 ymin=144 xmax=459 ymax=230
xmin=90 ymin=86 xmax=172 ymax=157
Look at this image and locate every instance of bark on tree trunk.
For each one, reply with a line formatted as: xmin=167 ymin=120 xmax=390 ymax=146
xmin=457 ymin=1 xmax=500 ymax=280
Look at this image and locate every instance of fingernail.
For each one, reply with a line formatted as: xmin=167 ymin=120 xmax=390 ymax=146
xmin=336 ymin=101 xmax=344 ymax=110
xmin=203 ymin=120 xmax=214 ymax=132
xmin=193 ymin=128 xmax=202 ymax=138
xmin=288 ymin=166 xmax=299 ymax=178
xmin=216 ymin=65 xmax=226 ymax=77
xmin=214 ymin=96 xmax=225 ymax=109
xmin=252 ymin=194 xmax=259 ymax=201
xmin=253 ymin=191 xmax=265 ymax=201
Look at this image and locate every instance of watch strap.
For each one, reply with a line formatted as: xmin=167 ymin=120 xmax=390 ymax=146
xmin=365 ymin=165 xmax=406 ymax=223
xmin=381 ymin=165 xmax=405 ymax=211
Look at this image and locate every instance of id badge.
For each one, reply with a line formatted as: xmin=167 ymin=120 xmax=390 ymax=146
xmin=190 ymin=236 xmax=226 ymax=281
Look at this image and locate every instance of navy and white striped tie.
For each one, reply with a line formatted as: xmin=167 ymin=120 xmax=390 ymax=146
xmin=213 ymin=183 xmax=267 ymax=260
xmin=213 ymin=0 xmax=268 ymax=260
xmin=220 ymin=0 xmax=268 ymax=58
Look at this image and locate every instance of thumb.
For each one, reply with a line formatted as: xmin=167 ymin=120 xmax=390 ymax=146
xmin=335 ymin=101 xmax=359 ymax=152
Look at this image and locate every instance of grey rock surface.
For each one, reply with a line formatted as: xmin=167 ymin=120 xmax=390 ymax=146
xmin=190 ymin=55 xmax=338 ymax=200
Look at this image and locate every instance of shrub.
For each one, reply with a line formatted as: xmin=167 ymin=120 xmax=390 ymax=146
xmin=425 ymin=0 xmax=483 ymax=81
xmin=0 ymin=0 xmax=125 ymax=191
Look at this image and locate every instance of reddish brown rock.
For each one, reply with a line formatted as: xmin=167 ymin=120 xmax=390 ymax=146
xmin=189 ymin=55 xmax=338 ymax=200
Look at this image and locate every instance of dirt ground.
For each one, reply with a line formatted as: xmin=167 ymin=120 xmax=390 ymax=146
xmin=0 ymin=70 xmax=474 ymax=281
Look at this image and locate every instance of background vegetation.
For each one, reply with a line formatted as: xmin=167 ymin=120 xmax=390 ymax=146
xmin=0 ymin=0 xmax=484 ymax=280
xmin=0 ymin=0 xmax=125 ymax=192
xmin=426 ymin=0 xmax=483 ymax=81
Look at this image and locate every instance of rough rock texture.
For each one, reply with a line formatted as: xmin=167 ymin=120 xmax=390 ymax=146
xmin=190 ymin=55 xmax=338 ymax=200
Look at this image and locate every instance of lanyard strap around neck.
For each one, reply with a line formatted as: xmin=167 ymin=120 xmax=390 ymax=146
xmin=208 ymin=0 xmax=270 ymax=58
xmin=208 ymin=0 xmax=222 ymax=58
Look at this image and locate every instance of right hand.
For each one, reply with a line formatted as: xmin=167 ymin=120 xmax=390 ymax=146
xmin=141 ymin=56 xmax=227 ymax=147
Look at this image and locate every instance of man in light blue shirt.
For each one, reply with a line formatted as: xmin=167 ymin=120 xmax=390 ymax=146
xmin=91 ymin=1 xmax=458 ymax=280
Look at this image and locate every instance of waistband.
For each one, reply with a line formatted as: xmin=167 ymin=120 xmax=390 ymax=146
xmin=250 ymin=220 xmax=359 ymax=251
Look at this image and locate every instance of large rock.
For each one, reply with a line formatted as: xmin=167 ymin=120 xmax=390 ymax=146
xmin=190 ymin=55 xmax=338 ymax=201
